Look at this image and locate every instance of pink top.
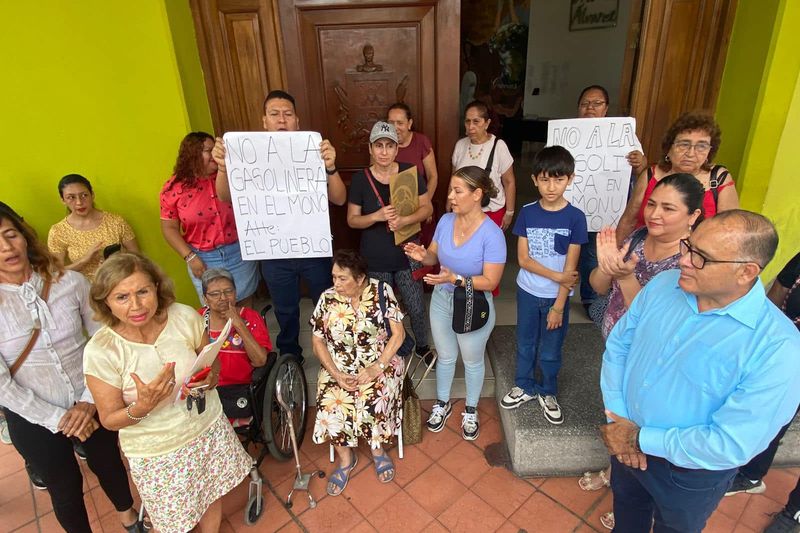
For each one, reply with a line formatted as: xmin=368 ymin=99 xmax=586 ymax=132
xmin=160 ymin=174 xmax=238 ymax=251
xmin=397 ymin=132 xmax=433 ymax=179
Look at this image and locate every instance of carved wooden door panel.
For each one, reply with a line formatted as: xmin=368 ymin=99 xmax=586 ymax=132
xmin=278 ymin=0 xmax=460 ymax=249
xmin=628 ymin=0 xmax=736 ymax=159
xmin=191 ymin=0 xmax=287 ymax=133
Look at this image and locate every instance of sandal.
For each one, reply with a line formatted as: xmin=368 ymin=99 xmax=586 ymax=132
xmin=371 ymin=450 xmax=395 ymax=483
xmin=123 ymin=510 xmax=146 ymax=533
xmin=326 ymin=453 xmax=358 ymax=496
xmin=600 ymin=511 xmax=615 ymax=530
xmin=578 ymin=469 xmax=610 ymax=491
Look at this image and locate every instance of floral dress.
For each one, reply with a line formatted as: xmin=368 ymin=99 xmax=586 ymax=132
xmin=601 ymin=232 xmax=681 ymax=339
xmin=310 ymin=279 xmax=405 ymax=449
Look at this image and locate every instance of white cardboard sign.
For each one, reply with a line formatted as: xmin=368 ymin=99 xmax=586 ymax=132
xmin=223 ymin=131 xmax=332 ymax=260
xmin=547 ymin=117 xmax=642 ymax=231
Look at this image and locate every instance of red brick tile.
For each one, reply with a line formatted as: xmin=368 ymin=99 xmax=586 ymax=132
xmin=523 ymin=475 xmax=548 ymax=487
xmin=704 ymin=509 xmax=738 ymax=533
xmin=9 ymin=522 xmax=38 ymax=533
xmin=582 ymin=489 xmax=613 ymax=530
xmin=738 ymin=494 xmax=784 ymax=531
xmin=495 ymin=520 xmax=525 ymax=533
xmin=218 ymin=517 xmax=236 ymax=533
xmin=79 ymin=461 xmax=100 ymax=491
xmin=91 ymin=485 xmax=118 ymax=521
xmin=0 ymin=469 xmax=29 ymax=506
xmin=478 ymin=397 xmax=500 ymax=420
xmin=261 ymin=450 xmax=317 ymax=486
xmin=393 ymin=447 xmax=433 ymax=488
xmin=415 ymin=426 xmax=462 ymax=461
xmin=716 ymin=492 xmax=751 ymax=522
xmin=228 ymin=487 xmax=291 ymax=532
xmin=31 ymin=487 xmax=53 ymax=517
xmin=365 ymin=489 xmax=434 ymax=533
xmin=763 ymin=467 xmax=798 ymax=505
xmin=471 ymin=467 xmax=536 ymax=518
xmin=296 ymin=491 xmax=363 ymax=531
xmin=437 ymin=440 xmax=491 ymax=488
xmin=509 ymin=491 xmax=582 ymax=533
xmin=37 ymin=511 xmax=63 ymax=533
xmin=344 ymin=461 xmax=400 ymax=517
xmin=575 ymin=524 xmax=602 ymax=533
xmin=0 ymin=492 xmax=35 ymax=533
xmin=438 ymin=490 xmax=506 ymax=532
xmin=404 ymin=463 xmax=467 ymax=517
xmin=275 ymin=522 xmax=304 ymax=533
xmin=538 ymin=476 xmax=608 ymax=517
xmin=0 ymin=451 xmax=25 ymax=478
xmin=444 ymin=402 xmax=467 ymax=434
xmin=274 ymin=466 xmax=330 ymax=516
xmin=473 ymin=417 xmax=503 ymax=451
xmin=349 ymin=519 xmax=379 ymax=533
xmin=732 ymin=524 xmax=757 ymax=533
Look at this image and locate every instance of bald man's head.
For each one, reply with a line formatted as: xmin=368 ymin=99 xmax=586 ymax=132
xmin=705 ymin=210 xmax=778 ymax=269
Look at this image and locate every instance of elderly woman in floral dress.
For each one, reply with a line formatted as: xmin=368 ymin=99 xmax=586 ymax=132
xmin=310 ymin=249 xmax=405 ymax=497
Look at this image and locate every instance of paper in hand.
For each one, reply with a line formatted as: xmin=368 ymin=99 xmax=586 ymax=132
xmin=174 ymin=319 xmax=231 ymax=402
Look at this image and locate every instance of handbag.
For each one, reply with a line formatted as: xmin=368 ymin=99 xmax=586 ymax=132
xmin=10 ymin=277 xmax=52 ymax=378
xmin=452 ymin=276 xmax=490 ymax=334
xmin=401 ymin=373 xmax=422 ymax=444
xmin=377 ymin=281 xmax=415 ymax=357
xmin=216 ymin=383 xmax=252 ymax=419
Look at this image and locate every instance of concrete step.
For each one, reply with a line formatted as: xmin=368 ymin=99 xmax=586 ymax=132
xmin=487 ymin=324 xmax=800 ymax=477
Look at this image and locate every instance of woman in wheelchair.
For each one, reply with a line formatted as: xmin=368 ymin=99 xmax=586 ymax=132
xmin=198 ymin=268 xmax=273 ymax=426
xmin=310 ymin=249 xmax=405 ymax=497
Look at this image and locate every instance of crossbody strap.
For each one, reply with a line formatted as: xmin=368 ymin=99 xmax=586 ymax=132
xmin=10 ymin=277 xmax=53 ymax=378
xmin=364 ymin=168 xmax=391 ymax=232
xmin=484 ymin=138 xmax=499 ymax=174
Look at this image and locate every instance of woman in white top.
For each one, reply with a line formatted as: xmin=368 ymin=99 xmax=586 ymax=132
xmin=0 ymin=203 xmax=141 ymax=533
xmin=84 ymin=252 xmax=252 ymax=533
xmin=451 ymin=100 xmax=517 ymax=231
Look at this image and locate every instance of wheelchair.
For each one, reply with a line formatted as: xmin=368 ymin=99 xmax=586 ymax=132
xmin=214 ymin=305 xmax=309 ymax=524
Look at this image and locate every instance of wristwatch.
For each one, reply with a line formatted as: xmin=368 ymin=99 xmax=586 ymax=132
xmin=378 ymin=361 xmax=386 ymax=370
xmin=454 ymin=274 xmax=464 ymax=287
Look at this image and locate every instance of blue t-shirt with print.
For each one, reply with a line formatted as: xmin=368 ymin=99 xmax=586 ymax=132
xmin=513 ymin=201 xmax=588 ymax=298
xmin=433 ymin=213 xmax=507 ymax=292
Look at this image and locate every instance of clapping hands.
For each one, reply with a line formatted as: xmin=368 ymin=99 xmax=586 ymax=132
xmin=597 ymin=227 xmax=639 ymax=279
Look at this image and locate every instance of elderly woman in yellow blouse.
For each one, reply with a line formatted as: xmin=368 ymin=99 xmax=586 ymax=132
xmin=47 ymin=174 xmax=139 ymax=280
xmin=83 ymin=253 xmax=252 ymax=533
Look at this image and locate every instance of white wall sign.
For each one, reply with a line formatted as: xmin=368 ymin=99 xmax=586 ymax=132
xmin=223 ymin=131 xmax=332 ymax=260
xmin=547 ymin=117 xmax=642 ymax=231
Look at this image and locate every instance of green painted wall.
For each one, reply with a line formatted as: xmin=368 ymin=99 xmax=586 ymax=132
xmin=716 ymin=0 xmax=800 ymax=282
xmin=714 ymin=0 xmax=780 ymax=184
xmin=1 ymin=1 xmax=211 ymax=303
xmin=164 ymin=0 xmax=215 ymax=133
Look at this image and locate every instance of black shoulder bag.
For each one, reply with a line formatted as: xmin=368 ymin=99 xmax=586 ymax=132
xmin=452 ymin=277 xmax=490 ymax=334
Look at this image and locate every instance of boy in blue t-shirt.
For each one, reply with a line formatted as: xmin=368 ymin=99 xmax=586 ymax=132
xmin=501 ymin=146 xmax=588 ymax=424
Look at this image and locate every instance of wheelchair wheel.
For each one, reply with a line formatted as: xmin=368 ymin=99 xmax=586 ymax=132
xmin=263 ymin=354 xmax=307 ymax=461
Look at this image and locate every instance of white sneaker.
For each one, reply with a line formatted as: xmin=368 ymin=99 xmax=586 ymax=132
xmin=426 ymin=401 xmax=452 ymax=432
xmin=538 ymin=395 xmax=564 ymax=424
xmin=500 ymin=386 xmax=536 ymax=409
xmin=461 ymin=407 xmax=479 ymax=440
xmin=0 ymin=416 xmax=10 ymax=445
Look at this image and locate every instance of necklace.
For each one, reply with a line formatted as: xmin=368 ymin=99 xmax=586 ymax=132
xmin=467 ymin=143 xmax=485 ymax=160
xmin=456 ymin=214 xmax=483 ymax=238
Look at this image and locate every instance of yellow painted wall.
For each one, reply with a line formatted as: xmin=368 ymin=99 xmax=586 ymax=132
xmin=1 ymin=1 xmax=212 ymax=304
xmin=716 ymin=0 xmax=800 ymax=282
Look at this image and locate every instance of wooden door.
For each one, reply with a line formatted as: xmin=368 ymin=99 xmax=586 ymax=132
xmin=278 ymin=0 xmax=461 ymax=249
xmin=190 ymin=0 xmax=287 ymax=133
xmin=626 ymin=0 xmax=737 ymax=158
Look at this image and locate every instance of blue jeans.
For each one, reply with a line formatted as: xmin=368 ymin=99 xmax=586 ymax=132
xmin=260 ymin=257 xmax=332 ymax=356
xmin=188 ymin=241 xmax=259 ymax=305
xmin=578 ymin=232 xmax=598 ymax=304
xmin=429 ymin=285 xmax=495 ymax=407
xmin=514 ymin=287 xmax=569 ymax=396
xmin=611 ymin=455 xmax=736 ymax=533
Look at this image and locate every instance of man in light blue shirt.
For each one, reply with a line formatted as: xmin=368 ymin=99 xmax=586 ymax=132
xmin=600 ymin=210 xmax=800 ymax=532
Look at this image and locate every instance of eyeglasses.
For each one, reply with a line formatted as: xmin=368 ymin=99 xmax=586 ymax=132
xmin=205 ymin=288 xmax=235 ymax=299
xmin=672 ymin=140 xmax=712 ymax=154
xmin=64 ymin=192 xmax=91 ymax=202
xmin=679 ymin=239 xmax=762 ymax=270
xmin=579 ymin=100 xmax=607 ymax=109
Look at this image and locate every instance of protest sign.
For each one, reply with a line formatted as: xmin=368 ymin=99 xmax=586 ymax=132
xmin=390 ymin=166 xmax=421 ymax=245
xmin=223 ymin=131 xmax=332 ymax=260
xmin=547 ymin=117 xmax=642 ymax=231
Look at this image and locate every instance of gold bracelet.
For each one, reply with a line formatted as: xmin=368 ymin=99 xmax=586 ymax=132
xmin=549 ymin=307 xmax=563 ymax=314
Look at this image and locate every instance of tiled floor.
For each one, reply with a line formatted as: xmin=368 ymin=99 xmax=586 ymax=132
xmin=1 ymin=400 xmax=797 ymax=533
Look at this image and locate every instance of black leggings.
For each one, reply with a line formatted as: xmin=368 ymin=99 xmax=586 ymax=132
xmin=370 ymin=269 xmax=429 ymax=352
xmin=4 ymin=408 xmax=133 ymax=533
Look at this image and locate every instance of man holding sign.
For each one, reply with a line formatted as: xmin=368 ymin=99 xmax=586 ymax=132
xmin=548 ymin=95 xmax=644 ymax=314
xmin=213 ymin=90 xmax=346 ymax=360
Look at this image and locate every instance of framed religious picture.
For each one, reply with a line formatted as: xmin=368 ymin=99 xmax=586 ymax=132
xmin=569 ymin=0 xmax=619 ymax=31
